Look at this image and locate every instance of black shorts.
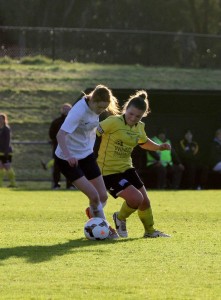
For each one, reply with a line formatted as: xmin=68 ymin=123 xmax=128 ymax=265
xmin=0 ymin=154 xmax=12 ymax=164
xmin=103 ymin=168 xmax=144 ymax=198
xmin=55 ymin=153 xmax=101 ymax=182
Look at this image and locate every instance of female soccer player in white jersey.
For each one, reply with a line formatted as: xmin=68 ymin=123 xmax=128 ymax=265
xmin=55 ymin=85 xmax=120 ymax=239
xmin=96 ymin=90 xmax=171 ymax=238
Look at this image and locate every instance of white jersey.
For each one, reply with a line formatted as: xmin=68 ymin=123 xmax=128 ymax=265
xmin=55 ymin=97 xmax=99 ymax=160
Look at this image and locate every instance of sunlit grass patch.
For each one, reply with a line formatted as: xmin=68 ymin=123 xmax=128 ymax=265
xmin=0 ymin=189 xmax=220 ymax=299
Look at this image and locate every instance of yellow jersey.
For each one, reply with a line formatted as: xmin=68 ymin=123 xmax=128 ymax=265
xmin=97 ymin=115 xmax=148 ymax=175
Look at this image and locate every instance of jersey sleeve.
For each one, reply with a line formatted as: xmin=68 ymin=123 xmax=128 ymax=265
xmin=138 ymin=122 xmax=148 ymax=144
xmin=96 ymin=116 xmax=115 ymax=136
xmin=60 ymin=101 xmax=84 ymax=134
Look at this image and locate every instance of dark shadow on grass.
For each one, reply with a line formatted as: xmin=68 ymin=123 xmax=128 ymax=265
xmin=0 ymin=237 xmax=140 ymax=264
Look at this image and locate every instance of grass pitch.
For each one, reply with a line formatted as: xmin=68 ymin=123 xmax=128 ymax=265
xmin=0 ymin=188 xmax=220 ymax=299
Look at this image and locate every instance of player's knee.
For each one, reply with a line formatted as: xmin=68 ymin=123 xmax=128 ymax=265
xmin=136 ymin=192 xmax=144 ymax=206
xmin=127 ymin=191 xmax=144 ymax=208
xmin=88 ymin=191 xmax=100 ymax=206
xmin=100 ymin=192 xmax=108 ymax=204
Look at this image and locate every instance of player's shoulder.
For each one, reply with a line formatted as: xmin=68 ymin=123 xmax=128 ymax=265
xmin=73 ymin=97 xmax=86 ymax=108
xmin=136 ymin=120 xmax=146 ymax=131
xmin=99 ymin=115 xmax=123 ymax=133
xmin=51 ymin=115 xmax=63 ymax=124
xmin=70 ymin=97 xmax=88 ymax=114
xmin=4 ymin=125 xmax=11 ymax=132
xmin=138 ymin=120 xmax=145 ymax=126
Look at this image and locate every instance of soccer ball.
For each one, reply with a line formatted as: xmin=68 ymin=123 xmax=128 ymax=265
xmin=84 ymin=217 xmax=110 ymax=240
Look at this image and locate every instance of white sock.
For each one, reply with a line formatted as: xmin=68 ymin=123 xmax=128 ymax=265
xmin=90 ymin=203 xmax=105 ymax=219
xmin=102 ymin=201 xmax=107 ymax=208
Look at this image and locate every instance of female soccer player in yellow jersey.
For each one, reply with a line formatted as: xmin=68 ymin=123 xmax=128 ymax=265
xmin=96 ymin=90 xmax=171 ymax=238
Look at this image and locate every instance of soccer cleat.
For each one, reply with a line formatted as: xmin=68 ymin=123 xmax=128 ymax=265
xmin=52 ymin=184 xmax=61 ymax=190
xmin=143 ymin=230 xmax=171 ymax=238
xmin=67 ymin=185 xmax=77 ymax=190
xmin=107 ymin=226 xmax=119 ymax=239
xmin=85 ymin=207 xmax=92 ymax=219
xmin=113 ymin=212 xmax=128 ymax=238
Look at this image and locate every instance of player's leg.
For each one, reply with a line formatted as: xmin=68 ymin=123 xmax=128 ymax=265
xmin=0 ymin=160 xmax=5 ymax=187
xmin=114 ymin=185 xmax=144 ymax=238
xmin=76 ymin=153 xmax=119 ymax=239
xmin=4 ymin=156 xmax=16 ymax=187
xmin=47 ymin=158 xmax=54 ymax=169
xmin=84 ymin=181 xmax=117 ymax=239
xmin=137 ymin=186 xmax=154 ymax=233
xmin=87 ymin=175 xmax=119 ymax=239
xmin=73 ymin=176 xmax=106 ymax=219
xmin=138 ymin=186 xmax=170 ymax=238
xmin=86 ymin=175 xmax=119 ymax=239
xmin=79 ymin=154 xmax=108 ymax=217
xmin=89 ymin=175 xmax=108 ymax=206
xmin=103 ymin=169 xmax=143 ymax=237
xmin=7 ymin=167 xmax=16 ymax=187
xmin=55 ymin=155 xmax=105 ymax=217
xmin=52 ymin=158 xmax=61 ymax=189
xmin=77 ymin=175 xmax=119 ymax=239
xmin=55 ymin=153 xmax=118 ymax=240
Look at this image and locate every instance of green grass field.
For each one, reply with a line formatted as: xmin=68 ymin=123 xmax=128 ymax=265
xmin=0 ymin=188 xmax=220 ymax=299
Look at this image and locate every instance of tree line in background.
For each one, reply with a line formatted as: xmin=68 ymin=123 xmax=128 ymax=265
xmin=0 ymin=0 xmax=221 ymax=34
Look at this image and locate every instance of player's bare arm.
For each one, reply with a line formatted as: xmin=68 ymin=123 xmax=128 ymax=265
xmin=56 ymin=129 xmax=78 ymax=166
xmin=140 ymin=137 xmax=171 ymax=151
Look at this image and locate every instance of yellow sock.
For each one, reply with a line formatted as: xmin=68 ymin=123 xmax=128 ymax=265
xmin=118 ymin=201 xmax=137 ymax=220
xmin=138 ymin=207 xmax=155 ymax=233
xmin=7 ymin=168 xmax=16 ymax=186
xmin=0 ymin=168 xmax=5 ymax=187
xmin=47 ymin=159 xmax=54 ymax=169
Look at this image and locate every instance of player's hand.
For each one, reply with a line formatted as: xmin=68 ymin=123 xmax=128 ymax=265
xmin=67 ymin=157 xmax=78 ymax=167
xmin=159 ymin=143 xmax=171 ymax=151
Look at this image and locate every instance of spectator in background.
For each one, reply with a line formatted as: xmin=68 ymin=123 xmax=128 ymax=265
xmin=46 ymin=103 xmax=73 ymax=189
xmin=146 ymin=129 xmax=184 ymax=189
xmin=209 ymin=128 xmax=221 ymax=174
xmin=0 ymin=113 xmax=17 ymax=188
xmin=177 ymin=129 xmax=200 ymax=189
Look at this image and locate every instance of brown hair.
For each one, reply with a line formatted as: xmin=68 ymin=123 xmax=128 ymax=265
xmin=122 ymin=90 xmax=150 ymax=117
xmin=0 ymin=113 xmax=8 ymax=126
xmin=87 ymin=84 xmax=120 ymax=115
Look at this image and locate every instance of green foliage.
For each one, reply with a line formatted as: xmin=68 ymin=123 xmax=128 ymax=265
xmin=19 ymin=55 xmax=54 ymax=65
xmin=0 ymin=189 xmax=220 ymax=299
xmin=0 ymin=0 xmax=221 ymax=34
xmin=0 ymin=56 xmax=15 ymax=64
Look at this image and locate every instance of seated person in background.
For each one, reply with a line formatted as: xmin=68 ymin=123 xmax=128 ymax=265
xmin=146 ymin=129 xmax=184 ymax=189
xmin=209 ymin=128 xmax=221 ymax=174
xmin=177 ymin=129 xmax=200 ymax=189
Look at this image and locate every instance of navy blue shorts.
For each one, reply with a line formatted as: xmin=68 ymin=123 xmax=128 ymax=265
xmin=0 ymin=154 xmax=12 ymax=164
xmin=103 ymin=168 xmax=144 ymax=198
xmin=55 ymin=153 xmax=101 ymax=182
